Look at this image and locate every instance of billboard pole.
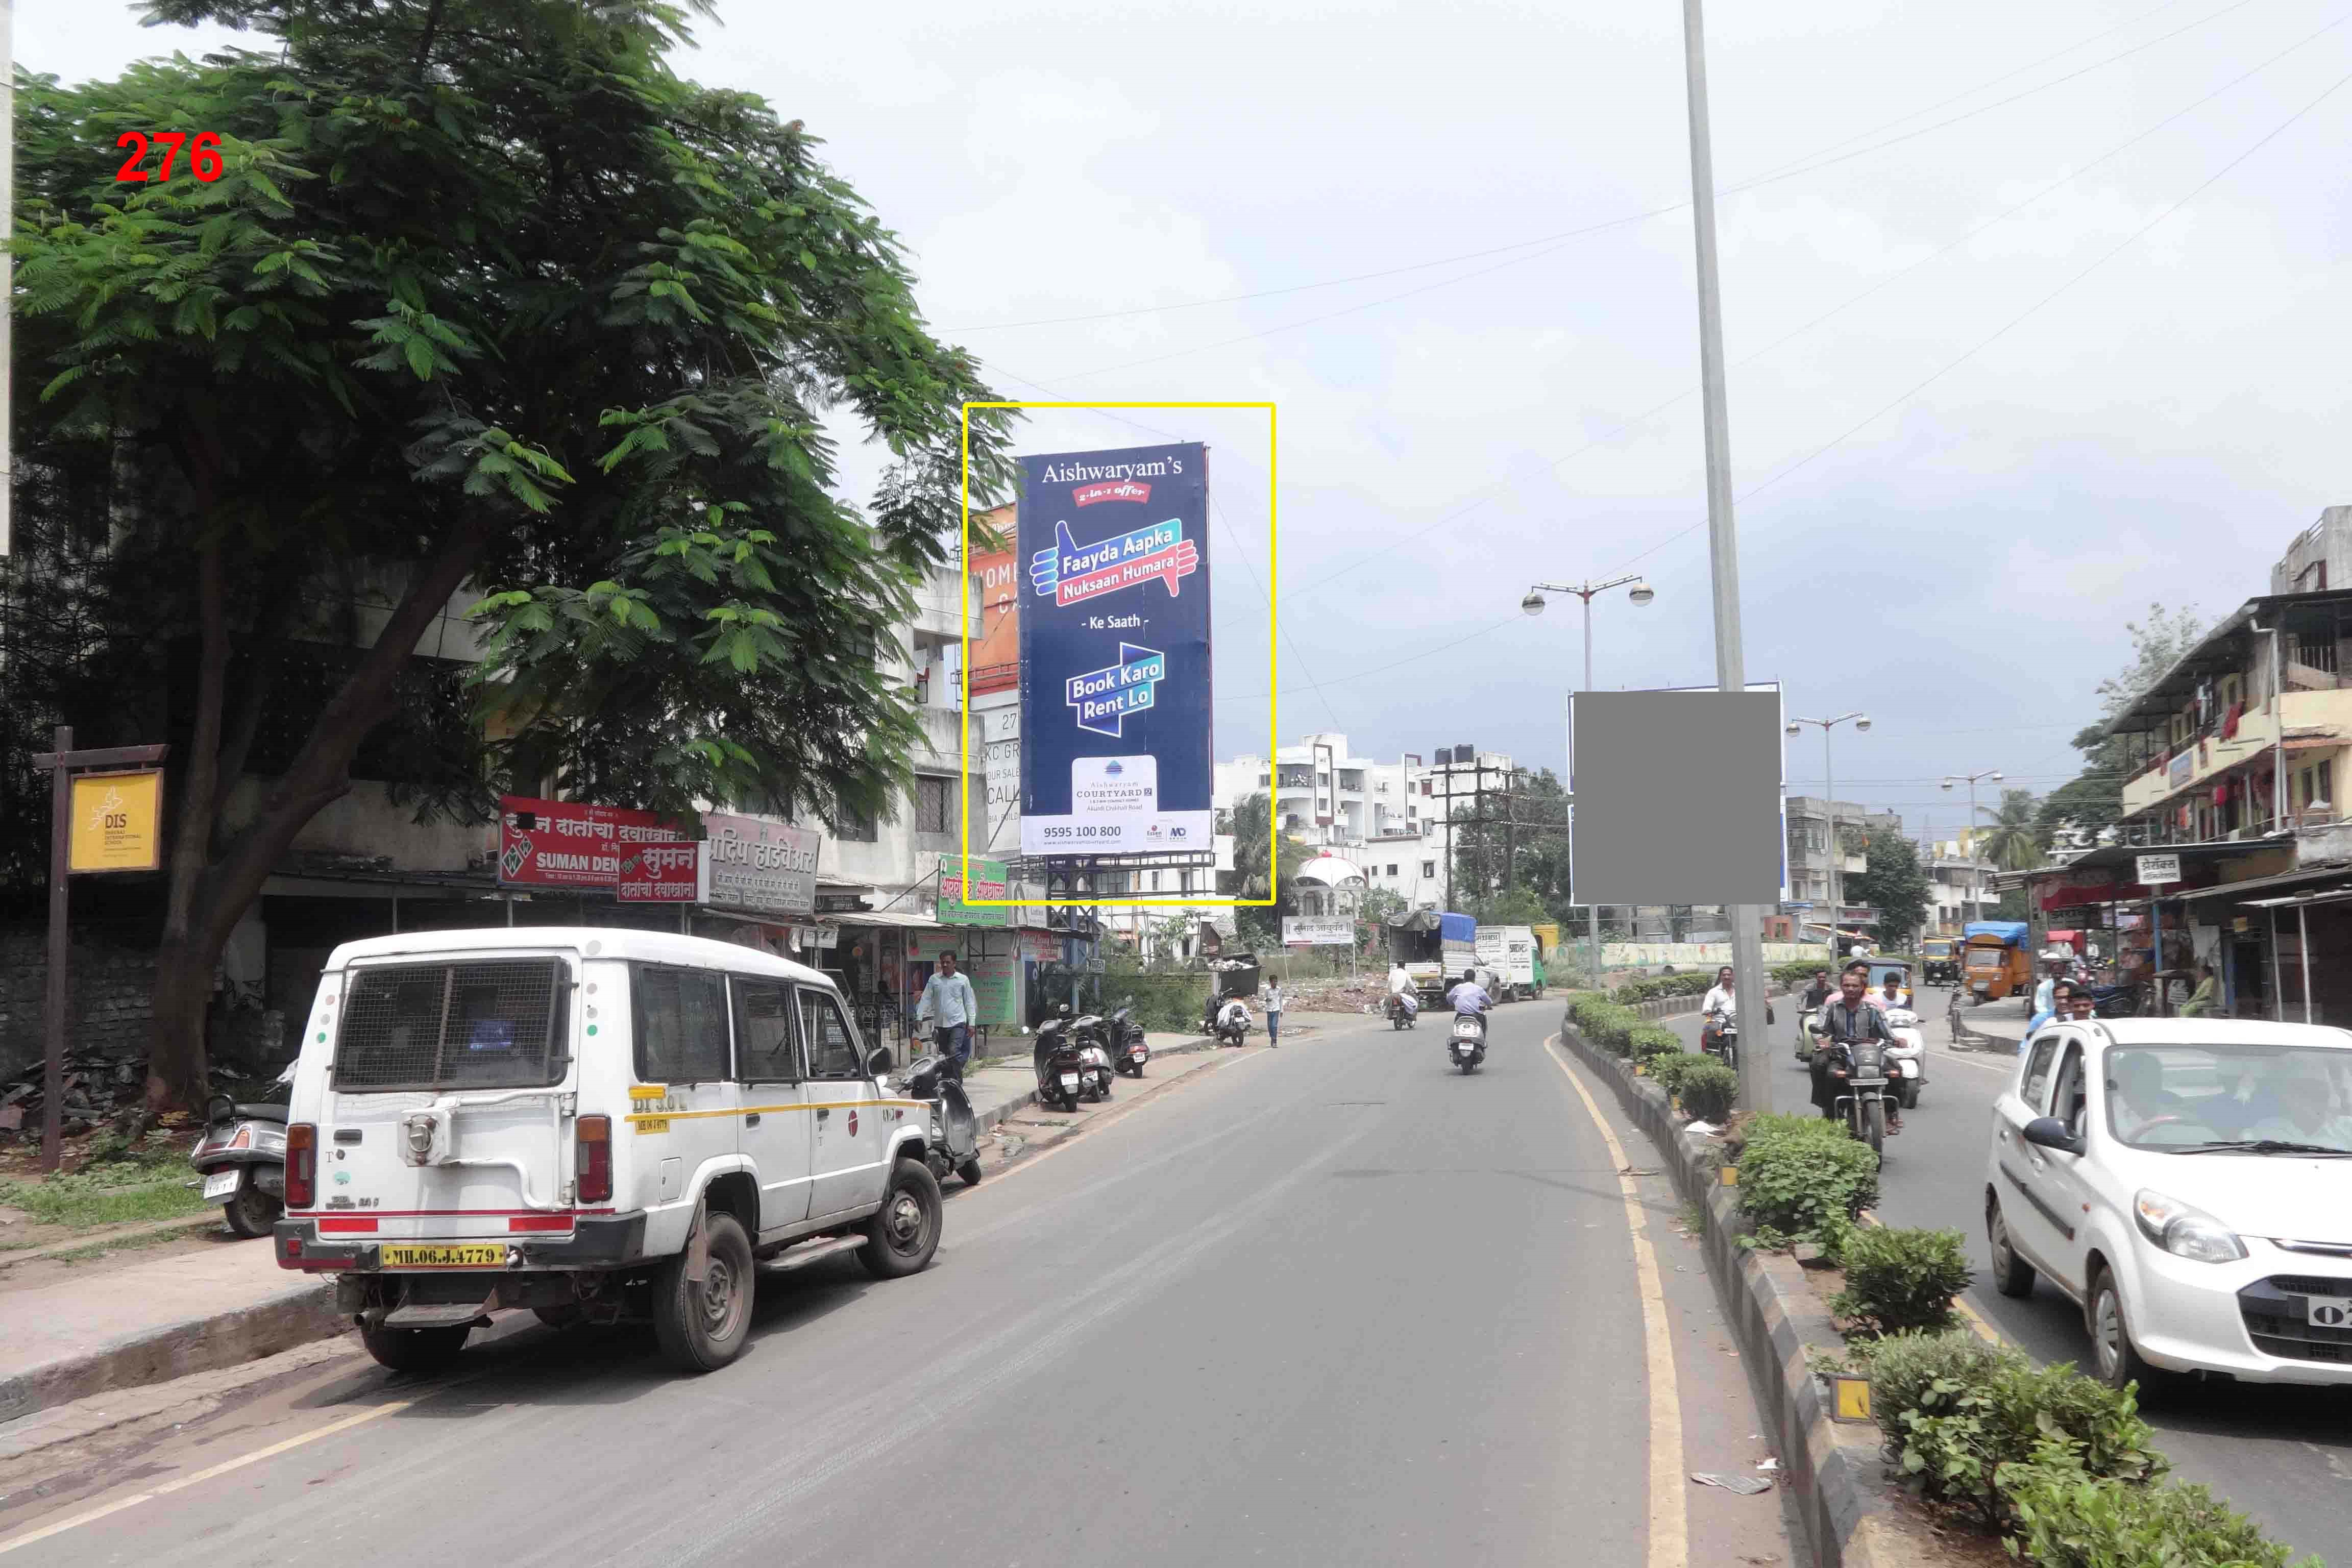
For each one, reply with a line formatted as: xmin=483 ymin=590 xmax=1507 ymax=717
xmin=1679 ymin=0 xmax=1769 ymax=1115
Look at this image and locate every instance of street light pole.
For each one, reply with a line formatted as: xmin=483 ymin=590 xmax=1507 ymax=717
xmin=1942 ymin=768 xmax=2004 ymax=928
xmin=1787 ymin=712 xmax=1871 ymax=949
xmin=1522 ymin=573 xmax=1654 ymax=987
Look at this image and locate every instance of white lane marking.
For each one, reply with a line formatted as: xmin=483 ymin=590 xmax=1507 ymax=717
xmin=1545 ymin=1034 xmax=1686 ymax=1568
xmin=0 ymin=1397 xmax=418 ymax=1555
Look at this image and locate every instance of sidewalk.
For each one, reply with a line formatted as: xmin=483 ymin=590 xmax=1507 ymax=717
xmin=0 ymin=1029 xmax=1223 ymax=1434
xmin=1950 ymin=995 xmax=2029 ymax=1052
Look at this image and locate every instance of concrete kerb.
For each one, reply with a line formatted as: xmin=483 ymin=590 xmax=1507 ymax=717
xmin=967 ymin=1033 xmax=1217 ymax=1136
xmin=1557 ymin=1006 xmax=1906 ymax=1568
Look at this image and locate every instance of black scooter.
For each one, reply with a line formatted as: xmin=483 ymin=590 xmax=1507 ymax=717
xmin=1110 ymin=1002 xmax=1150 ymax=1076
xmin=1034 ymin=1007 xmax=1088 ymax=1112
xmin=899 ymin=1051 xmax=985 ymax=1187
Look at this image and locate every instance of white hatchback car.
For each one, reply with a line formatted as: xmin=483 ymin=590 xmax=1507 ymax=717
xmin=1984 ymin=1017 xmax=2352 ymax=1388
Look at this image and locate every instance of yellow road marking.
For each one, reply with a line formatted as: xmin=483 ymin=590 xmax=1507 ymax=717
xmin=1546 ymin=1035 xmax=1686 ymax=1568
xmin=0 ymin=1398 xmax=418 ymax=1556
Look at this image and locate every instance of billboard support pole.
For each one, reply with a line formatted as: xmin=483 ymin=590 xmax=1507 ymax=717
xmin=1680 ymin=0 xmax=1769 ymax=1116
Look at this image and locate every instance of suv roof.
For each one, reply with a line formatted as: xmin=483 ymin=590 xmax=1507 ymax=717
xmin=325 ymin=925 xmax=834 ymax=987
xmin=2084 ymin=1017 xmax=2352 ymax=1050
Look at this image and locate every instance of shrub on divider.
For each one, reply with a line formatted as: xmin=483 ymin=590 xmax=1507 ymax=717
xmin=1676 ymin=1060 xmax=1738 ymax=1122
xmin=1735 ymin=1118 xmax=1879 ymax=1256
xmin=1830 ymin=1225 xmax=1973 ymax=1335
xmin=2000 ymin=1467 xmax=2316 ymax=1568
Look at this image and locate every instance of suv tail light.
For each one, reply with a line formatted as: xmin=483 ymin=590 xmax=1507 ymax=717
xmin=576 ymin=1115 xmax=611 ymax=1204
xmin=285 ymin=1123 xmax=317 ymax=1209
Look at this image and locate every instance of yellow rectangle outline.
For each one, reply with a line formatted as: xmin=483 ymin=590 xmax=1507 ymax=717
xmin=959 ymin=401 xmax=1276 ymax=906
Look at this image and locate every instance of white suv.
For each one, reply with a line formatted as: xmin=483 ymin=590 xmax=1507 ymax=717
xmin=1984 ymin=1017 xmax=2352 ymax=1388
xmin=276 ymin=928 xmax=943 ymax=1375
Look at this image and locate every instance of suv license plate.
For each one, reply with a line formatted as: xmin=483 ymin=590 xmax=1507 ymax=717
xmin=2305 ymin=1294 xmax=2352 ymax=1328
xmin=379 ymin=1244 xmax=506 ymax=1269
xmin=202 ymin=1169 xmax=241 ymax=1199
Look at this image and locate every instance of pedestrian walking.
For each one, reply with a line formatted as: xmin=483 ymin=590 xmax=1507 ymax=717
xmin=915 ymin=949 xmax=980 ymax=1079
xmin=1263 ymin=978 xmax=1285 ymax=1047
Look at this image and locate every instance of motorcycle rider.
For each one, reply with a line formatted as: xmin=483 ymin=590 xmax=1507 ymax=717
xmin=1446 ymin=968 xmax=1492 ymax=1042
xmin=1873 ymin=969 xmax=1908 ymax=1014
xmin=1810 ymin=967 xmax=1903 ymax=1134
xmin=1216 ymin=993 xmax=1253 ymax=1043
xmin=1799 ymin=969 xmax=1834 ymax=1010
xmin=1701 ymin=964 xmax=1738 ymax=1055
xmin=1386 ymin=960 xmax=1420 ymax=1023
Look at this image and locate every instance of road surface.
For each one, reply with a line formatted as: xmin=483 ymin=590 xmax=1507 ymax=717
xmin=1 ymin=1006 xmax=1790 ymax=1567
xmin=1673 ymin=991 xmax=2352 ymax=1564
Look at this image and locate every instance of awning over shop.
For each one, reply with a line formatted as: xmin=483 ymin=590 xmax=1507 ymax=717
xmin=2173 ymin=862 xmax=2352 ymax=904
xmin=830 ymin=910 xmax=945 ymax=930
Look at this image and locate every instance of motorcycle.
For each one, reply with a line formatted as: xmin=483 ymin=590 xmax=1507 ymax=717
xmin=898 ymin=1050 xmax=985 ymax=1187
xmin=1214 ymin=1002 xmax=1252 ymax=1048
xmin=1110 ymin=1002 xmax=1150 ymax=1076
xmin=1033 ymin=1008 xmax=1089 ymax=1112
xmin=1701 ymin=1007 xmax=1740 ymax=1072
xmin=1881 ymin=1006 xmax=1928 ymax=1109
xmin=1386 ymin=992 xmax=1418 ymax=1031
xmin=1448 ymin=1010 xmax=1487 ymax=1074
xmin=189 ymin=1062 xmax=294 ymax=1238
xmin=1822 ymin=1035 xmax=1897 ymax=1156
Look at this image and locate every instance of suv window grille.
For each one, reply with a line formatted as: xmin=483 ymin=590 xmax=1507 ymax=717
xmin=334 ymin=960 xmax=567 ymax=1091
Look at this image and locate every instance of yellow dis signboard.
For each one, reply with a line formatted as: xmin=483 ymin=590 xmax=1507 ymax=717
xmin=68 ymin=770 xmax=165 ymax=873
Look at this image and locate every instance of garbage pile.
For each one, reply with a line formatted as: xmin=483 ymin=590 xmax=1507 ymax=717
xmin=0 ymin=1051 xmax=266 ymax=1142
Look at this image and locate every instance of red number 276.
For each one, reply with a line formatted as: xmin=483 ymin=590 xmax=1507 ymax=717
xmin=115 ymin=132 xmax=226 ymax=183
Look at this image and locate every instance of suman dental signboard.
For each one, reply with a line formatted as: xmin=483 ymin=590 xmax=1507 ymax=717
xmin=1018 ymin=443 xmax=1215 ymax=857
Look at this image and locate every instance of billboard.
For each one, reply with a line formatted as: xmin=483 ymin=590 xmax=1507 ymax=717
xmin=1569 ymin=691 xmax=1785 ymax=906
xmin=937 ymin=854 xmax=1010 ymax=927
xmin=1017 ymin=443 xmax=1214 ymax=857
xmin=498 ymin=796 xmax=688 ymax=889
xmin=617 ymin=842 xmax=699 ymax=903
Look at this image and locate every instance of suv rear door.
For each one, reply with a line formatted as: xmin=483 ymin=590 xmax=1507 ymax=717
xmin=731 ymin=975 xmax=814 ymax=1235
xmin=800 ymin=987 xmax=887 ymax=1217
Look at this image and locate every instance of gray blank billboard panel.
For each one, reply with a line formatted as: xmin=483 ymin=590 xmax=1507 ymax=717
xmin=1572 ymin=690 xmax=1783 ymax=906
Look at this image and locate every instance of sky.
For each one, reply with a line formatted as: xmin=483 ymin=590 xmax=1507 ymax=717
xmin=26 ymin=0 xmax=2352 ymax=839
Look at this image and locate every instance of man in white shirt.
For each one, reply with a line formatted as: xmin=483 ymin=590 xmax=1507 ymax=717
xmin=1701 ymin=965 xmax=1737 ymax=1020
xmin=1385 ymin=962 xmax=1419 ymax=1021
xmin=915 ymin=950 xmax=981 ymax=1079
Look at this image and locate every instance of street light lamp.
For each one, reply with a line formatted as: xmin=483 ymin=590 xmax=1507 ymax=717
xmin=1522 ymin=573 xmax=1656 ymax=987
xmin=1942 ymin=769 xmax=2004 ymax=927
xmin=1786 ymin=712 xmax=1871 ymax=951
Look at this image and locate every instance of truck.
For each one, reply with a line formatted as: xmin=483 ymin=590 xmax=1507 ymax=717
xmin=1385 ymin=909 xmax=1478 ymax=999
xmin=1961 ymin=920 xmax=2032 ymax=1003
xmin=1475 ymin=924 xmax=1542 ymax=1001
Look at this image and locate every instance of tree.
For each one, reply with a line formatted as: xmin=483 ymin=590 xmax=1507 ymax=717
xmin=9 ymin=0 xmax=1014 ymax=1109
xmin=1847 ymin=827 xmax=1930 ymax=950
xmin=2039 ymin=604 xmax=2203 ymax=843
xmin=1220 ymin=792 xmax=1308 ymax=949
xmin=1355 ymin=886 xmax=1407 ymax=953
xmin=1974 ymin=787 xmax=2047 ymax=871
xmin=1446 ymin=768 xmax=1574 ymax=921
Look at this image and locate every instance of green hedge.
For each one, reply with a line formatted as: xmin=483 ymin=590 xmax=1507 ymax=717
xmin=2004 ymin=1467 xmax=2319 ymax=1568
xmin=1626 ymin=1023 xmax=1682 ymax=1062
xmin=1567 ymin=994 xmax=1642 ymax=1055
xmin=1612 ymin=971 xmax=1717 ymax=1003
xmin=1647 ymin=1052 xmax=1737 ymax=1121
xmin=1734 ymin=1113 xmax=1879 ymax=1256
xmin=1831 ymin=1225 xmax=1973 ymax=1335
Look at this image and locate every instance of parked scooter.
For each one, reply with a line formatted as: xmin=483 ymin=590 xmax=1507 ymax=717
xmin=1386 ymin=992 xmax=1418 ymax=1031
xmin=1034 ymin=1007 xmax=1089 ymax=1112
xmin=189 ymin=1062 xmax=294 ymax=1238
xmin=1448 ymin=1009 xmax=1487 ymax=1073
xmin=1881 ymin=1006 xmax=1928 ymax=1109
xmin=899 ymin=1051 xmax=985 ymax=1187
xmin=1109 ymin=1002 xmax=1150 ymax=1076
xmin=1701 ymin=1007 xmax=1741 ymax=1072
xmin=1071 ymin=1012 xmax=1116 ymax=1103
xmin=1214 ymin=997 xmax=1253 ymax=1048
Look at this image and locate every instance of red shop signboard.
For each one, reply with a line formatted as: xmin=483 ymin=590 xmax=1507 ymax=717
xmin=499 ymin=795 xmax=691 ymax=895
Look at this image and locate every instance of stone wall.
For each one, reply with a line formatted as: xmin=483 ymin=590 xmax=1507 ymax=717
xmin=0 ymin=923 xmax=158 ymax=1083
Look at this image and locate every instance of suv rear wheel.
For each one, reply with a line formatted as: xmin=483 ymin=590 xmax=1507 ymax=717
xmin=652 ymin=1210 xmax=755 ymax=1373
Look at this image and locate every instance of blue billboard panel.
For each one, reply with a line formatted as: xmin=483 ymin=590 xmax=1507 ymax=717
xmin=1018 ymin=443 xmax=1214 ymax=856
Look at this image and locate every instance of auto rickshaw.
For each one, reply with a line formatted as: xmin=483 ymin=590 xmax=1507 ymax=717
xmin=1961 ymin=920 xmax=2032 ymax=1002
xmin=1920 ymin=938 xmax=1958 ymax=987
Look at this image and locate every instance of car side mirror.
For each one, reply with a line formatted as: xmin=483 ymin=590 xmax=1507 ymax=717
xmin=866 ymin=1046 xmax=894 ymax=1077
xmin=2022 ymin=1116 xmax=2083 ymax=1156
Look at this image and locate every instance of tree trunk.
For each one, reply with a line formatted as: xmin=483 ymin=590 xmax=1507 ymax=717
xmin=142 ymin=524 xmax=490 ymax=1112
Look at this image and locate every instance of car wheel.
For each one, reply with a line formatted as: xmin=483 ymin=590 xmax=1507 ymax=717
xmin=1988 ymin=1200 xmax=2037 ymax=1298
xmin=651 ymin=1210 xmax=755 ymax=1373
xmin=360 ymin=1322 xmax=470 ymax=1375
xmin=2089 ymin=1267 xmax=2156 ymax=1392
xmin=860 ymin=1158 xmax=943 ymax=1280
xmin=222 ymin=1179 xmax=282 ymax=1239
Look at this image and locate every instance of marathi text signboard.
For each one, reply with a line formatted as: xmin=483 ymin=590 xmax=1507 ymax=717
xmin=698 ymin=812 xmax=820 ymax=918
xmin=67 ymin=770 xmax=164 ymax=873
xmin=616 ymin=842 xmax=699 ymax=903
xmin=2135 ymin=853 xmax=2182 ymax=886
xmin=937 ymin=854 xmax=1010 ymax=927
xmin=499 ymin=796 xmax=687 ymax=889
xmin=1017 ymin=443 xmax=1215 ymax=857
xmin=1283 ymin=915 xmax=1354 ymax=947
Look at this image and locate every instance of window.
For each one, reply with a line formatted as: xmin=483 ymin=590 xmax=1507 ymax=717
xmin=800 ymin=989 xmax=865 ymax=1078
xmin=730 ymin=978 xmax=800 ymax=1082
xmin=1420 ymin=779 xmax=1432 ymax=796
xmin=2022 ymin=1036 xmax=2061 ymax=1108
xmin=2048 ymin=1042 xmax=2089 ymax=1137
xmin=634 ymin=967 xmax=730 ymax=1082
xmin=335 ymin=959 xmax=567 ymax=1092
xmin=915 ymin=775 xmax=953 ymax=834
xmin=836 ymin=797 xmax=878 ymax=843
xmin=1421 ymin=860 xmax=1436 ymax=878
xmin=1386 ymin=864 xmax=1398 ymax=876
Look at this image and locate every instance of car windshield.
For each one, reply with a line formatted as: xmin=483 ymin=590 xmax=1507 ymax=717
xmin=1867 ymin=964 xmax=1909 ymax=989
xmin=2103 ymin=1043 xmax=2352 ymax=1154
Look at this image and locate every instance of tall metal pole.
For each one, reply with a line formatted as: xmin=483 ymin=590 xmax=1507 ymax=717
xmin=43 ymin=727 xmax=70 ymax=1173
xmin=1824 ymin=727 xmax=1841 ymax=925
xmin=1582 ymin=595 xmax=1600 ymax=988
xmin=1967 ymin=776 xmax=1980 ymax=925
xmin=1681 ymin=0 xmax=1767 ymax=1116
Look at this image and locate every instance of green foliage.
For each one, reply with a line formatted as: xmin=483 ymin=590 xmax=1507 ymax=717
xmin=1847 ymin=827 xmax=1932 ymax=951
xmin=0 ymin=1170 xmax=209 ymax=1230
xmin=1569 ymin=995 xmax=1642 ymax=1055
xmin=1974 ymin=787 xmax=2048 ymax=874
xmin=1735 ymin=1113 xmax=1879 ymax=1257
xmin=1775 ymin=958 xmax=1838 ymax=988
xmin=1447 ymin=768 xmax=1574 ymax=924
xmin=2038 ymin=603 xmax=2206 ymax=844
xmin=1831 ymin=1226 xmax=1973 ymax=1335
xmin=1847 ymin=1330 xmax=2020 ymax=1431
xmin=1644 ymin=1054 xmax=1736 ymax=1121
xmin=1223 ymin=793 xmax=1311 ymax=916
xmin=2002 ymin=1467 xmax=2317 ymax=1568
xmin=1626 ymin=1023 xmax=1682 ymax=1063
xmin=1613 ymin=972 xmax=1717 ymax=1003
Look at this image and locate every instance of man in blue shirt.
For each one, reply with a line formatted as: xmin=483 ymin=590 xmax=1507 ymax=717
xmin=1446 ymin=969 xmax=1491 ymax=1042
xmin=916 ymin=950 xmax=981 ymax=1079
